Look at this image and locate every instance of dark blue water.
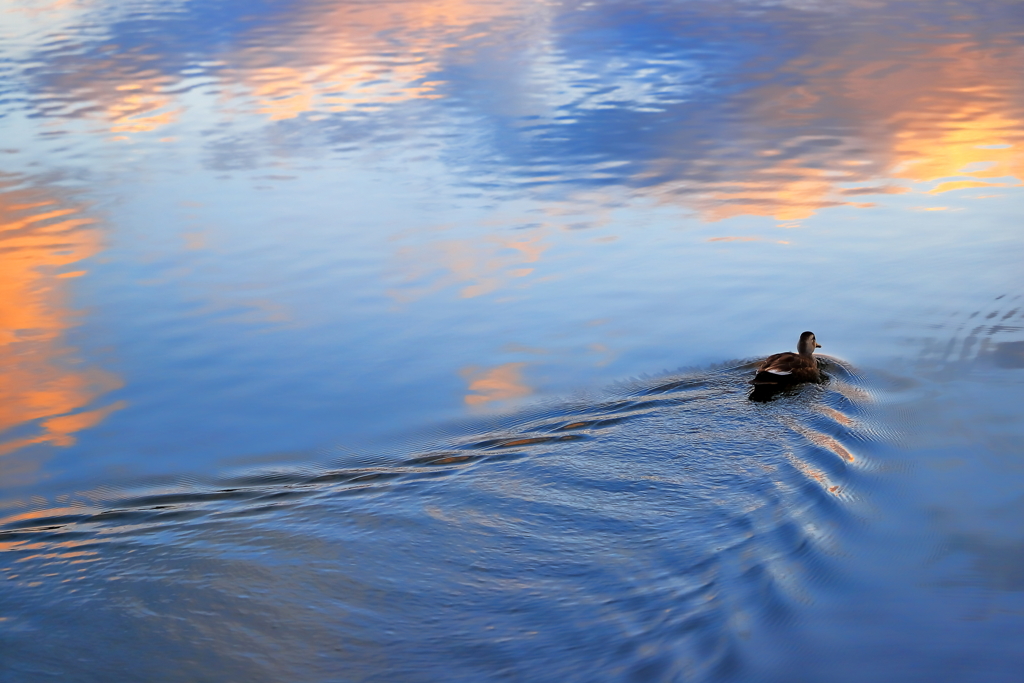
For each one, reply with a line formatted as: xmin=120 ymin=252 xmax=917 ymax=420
xmin=2 ymin=0 xmax=1023 ymax=680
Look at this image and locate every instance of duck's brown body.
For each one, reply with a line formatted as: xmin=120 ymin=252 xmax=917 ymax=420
xmin=751 ymin=331 xmax=822 ymax=386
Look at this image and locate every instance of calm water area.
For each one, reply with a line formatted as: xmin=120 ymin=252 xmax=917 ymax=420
xmin=2 ymin=0 xmax=1023 ymax=680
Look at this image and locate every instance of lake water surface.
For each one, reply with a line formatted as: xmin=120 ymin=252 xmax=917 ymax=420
xmin=1 ymin=1 xmax=1023 ymax=681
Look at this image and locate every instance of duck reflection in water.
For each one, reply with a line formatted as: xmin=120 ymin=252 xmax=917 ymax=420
xmin=749 ymin=331 xmax=823 ymax=402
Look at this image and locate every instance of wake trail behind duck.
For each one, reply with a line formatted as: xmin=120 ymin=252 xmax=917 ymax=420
xmin=0 ymin=358 xmax=894 ymax=683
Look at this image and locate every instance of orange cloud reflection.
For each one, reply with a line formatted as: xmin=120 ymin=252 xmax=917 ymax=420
xmin=25 ymin=1 xmax=1024 ymax=224
xmin=642 ymin=34 xmax=1024 ymax=222
xmin=390 ymin=229 xmax=548 ymax=302
xmin=460 ymin=362 xmax=531 ymax=406
xmin=213 ymin=7 xmax=1024 ymax=224
xmin=33 ymin=0 xmax=516 ymax=135
xmin=221 ymin=0 xmax=517 ymax=121
xmin=41 ymin=50 xmax=183 ymax=136
xmin=0 ymin=179 xmax=123 ymax=457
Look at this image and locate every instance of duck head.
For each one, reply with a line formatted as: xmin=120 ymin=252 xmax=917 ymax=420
xmin=798 ymin=331 xmax=821 ymax=356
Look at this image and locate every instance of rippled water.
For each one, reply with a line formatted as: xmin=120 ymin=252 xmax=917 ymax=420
xmin=1 ymin=361 xmax=875 ymax=680
xmin=2 ymin=0 xmax=1023 ymax=680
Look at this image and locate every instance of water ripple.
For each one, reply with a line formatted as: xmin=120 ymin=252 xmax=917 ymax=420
xmin=0 ymin=358 xmax=891 ymax=682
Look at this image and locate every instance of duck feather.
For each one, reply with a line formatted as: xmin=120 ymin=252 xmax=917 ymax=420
xmin=750 ymin=331 xmax=822 ymax=386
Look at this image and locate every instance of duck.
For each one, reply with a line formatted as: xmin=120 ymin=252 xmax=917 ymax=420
xmin=750 ymin=331 xmax=822 ymax=386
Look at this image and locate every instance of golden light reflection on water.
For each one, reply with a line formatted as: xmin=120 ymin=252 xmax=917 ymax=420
xmin=786 ymin=453 xmax=843 ymax=497
xmin=0 ymin=179 xmax=123 ymax=458
xmin=389 ymin=228 xmax=548 ymax=303
xmin=219 ymin=0 xmax=522 ymax=120
xmin=23 ymin=0 xmax=520 ymax=137
xmin=40 ymin=51 xmax=183 ymax=137
xmin=23 ymin=0 xmax=1023 ymax=225
xmin=784 ymin=419 xmax=857 ymax=465
xmin=460 ymin=362 xmax=532 ymax=406
xmin=383 ymin=17 xmax=1020 ymax=294
xmin=11 ymin=1 xmax=1024 ymax=312
xmin=645 ymin=37 xmax=1024 ymax=223
xmin=227 ymin=56 xmax=441 ymax=122
xmin=685 ymin=164 xmax=880 ymax=223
